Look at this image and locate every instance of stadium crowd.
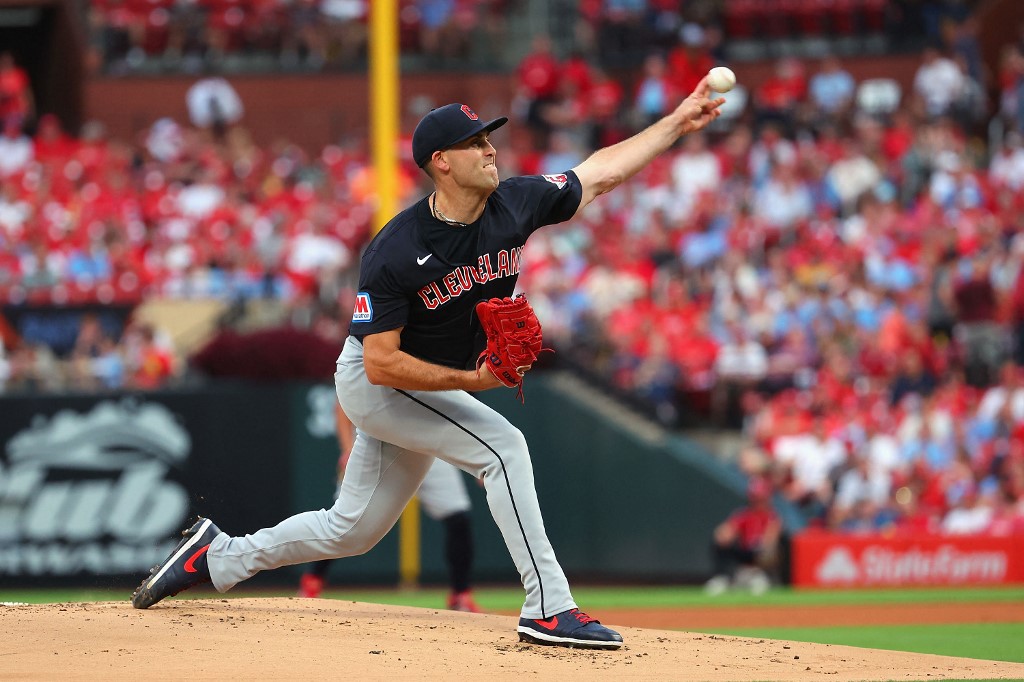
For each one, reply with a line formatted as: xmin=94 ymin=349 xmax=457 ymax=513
xmin=4 ymin=1 xmax=1024 ymax=539
xmin=88 ymin=0 xmax=511 ymax=73
xmin=86 ymin=0 xmax=966 ymax=74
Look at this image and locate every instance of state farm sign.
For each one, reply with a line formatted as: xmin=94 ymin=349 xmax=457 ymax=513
xmin=793 ymin=532 xmax=1024 ymax=587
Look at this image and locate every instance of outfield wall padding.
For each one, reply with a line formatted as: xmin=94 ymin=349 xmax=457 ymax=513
xmin=0 ymin=376 xmax=754 ymax=587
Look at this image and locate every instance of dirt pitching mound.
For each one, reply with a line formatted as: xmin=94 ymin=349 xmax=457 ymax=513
xmin=4 ymin=598 xmax=1024 ymax=681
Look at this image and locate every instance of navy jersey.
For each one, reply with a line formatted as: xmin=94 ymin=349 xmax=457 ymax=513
xmin=350 ymin=171 xmax=583 ymax=369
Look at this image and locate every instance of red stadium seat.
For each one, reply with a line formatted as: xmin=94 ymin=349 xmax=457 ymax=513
xmin=761 ymin=0 xmax=792 ymax=39
xmin=398 ymin=0 xmax=422 ymax=52
xmin=722 ymin=0 xmax=759 ymax=39
xmin=124 ymin=0 xmax=173 ymax=10
xmin=829 ymin=0 xmax=858 ymax=36
xmin=790 ymin=0 xmax=827 ymax=36
xmin=862 ymin=0 xmax=886 ymax=32
xmin=142 ymin=7 xmax=171 ymax=55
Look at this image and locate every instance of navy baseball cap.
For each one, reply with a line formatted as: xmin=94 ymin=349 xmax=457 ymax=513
xmin=412 ymin=103 xmax=508 ymax=168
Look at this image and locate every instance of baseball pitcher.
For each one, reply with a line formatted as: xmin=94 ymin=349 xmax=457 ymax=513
xmin=132 ymin=79 xmax=725 ymax=650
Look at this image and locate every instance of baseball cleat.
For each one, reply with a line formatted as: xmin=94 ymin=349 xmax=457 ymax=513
xmin=131 ymin=518 xmax=221 ymax=609
xmin=517 ymin=608 xmax=623 ymax=649
xmin=297 ymin=574 xmax=324 ymax=599
xmin=447 ymin=590 xmax=482 ymax=613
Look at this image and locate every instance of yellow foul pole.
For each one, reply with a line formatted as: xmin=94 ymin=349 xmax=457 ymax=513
xmin=370 ymin=0 xmax=399 ymax=235
xmin=369 ymin=0 xmax=421 ymax=589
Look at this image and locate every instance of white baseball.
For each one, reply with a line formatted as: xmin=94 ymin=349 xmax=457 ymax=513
xmin=707 ymin=66 xmax=736 ymax=93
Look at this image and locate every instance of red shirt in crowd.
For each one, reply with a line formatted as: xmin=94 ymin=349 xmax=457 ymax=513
xmin=517 ymin=46 xmax=560 ymax=100
xmin=667 ymin=47 xmax=714 ymax=96
xmin=0 ymin=57 xmax=30 ymax=123
xmin=725 ymin=506 xmax=779 ymax=551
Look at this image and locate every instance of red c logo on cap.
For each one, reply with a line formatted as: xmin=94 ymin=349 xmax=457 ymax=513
xmin=460 ymin=105 xmax=479 ymax=120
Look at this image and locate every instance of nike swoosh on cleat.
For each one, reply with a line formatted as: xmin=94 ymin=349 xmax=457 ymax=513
xmin=184 ymin=544 xmax=210 ymax=573
xmin=534 ymin=616 xmax=559 ymax=630
xmin=146 ymin=518 xmax=213 ymax=588
xmin=416 ymin=254 xmax=432 ymax=265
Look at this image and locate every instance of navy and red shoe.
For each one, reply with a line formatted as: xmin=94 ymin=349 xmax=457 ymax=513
xmin=131 ymin=518 xmax=221 ymax=609
xmin=517 ymin=608 xmax=623 ymax=649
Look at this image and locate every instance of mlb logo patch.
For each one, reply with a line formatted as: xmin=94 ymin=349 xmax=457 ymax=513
xmin=542 ymin=174 xmax=568 ymax=189
xmin=352 ymin=292 xmax=373 ymax=322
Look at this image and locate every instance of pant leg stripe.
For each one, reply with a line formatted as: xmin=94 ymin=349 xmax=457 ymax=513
xmin=394 ymin=388 xmax=546 ymax=618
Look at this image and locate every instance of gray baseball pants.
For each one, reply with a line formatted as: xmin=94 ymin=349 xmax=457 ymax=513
xmin=206 ymin=336 xmax=576 ymax=619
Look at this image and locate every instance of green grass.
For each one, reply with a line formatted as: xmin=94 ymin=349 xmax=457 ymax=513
xmin=312 ymin=584 xmax=1024 ymax=612
xmin=4 ymin=584 xmax=1024 ymax=610
xmin=698 ymin=622 xmax=1024 ymax=664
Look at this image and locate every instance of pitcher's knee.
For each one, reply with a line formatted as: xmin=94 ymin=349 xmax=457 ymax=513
xmin=482 ymin=428 xmax=531 ymax=474
xmin=343 ymin=534 xmax=379 ymax=557
xmin=323 ymin=509 xmax=387 ymax=557
xmin=491 ymin=425 xmax=528 ymax=455
xmin=322 ymin=527 xmax=382 ymax=557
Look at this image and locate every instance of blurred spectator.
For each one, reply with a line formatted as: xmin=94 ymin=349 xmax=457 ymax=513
xmin=890 ymin=351 xmax=937 ymax=406
xmin=928 ymin=149 xmax=982 ymax=210
xmin=752 ymin=160 xmax=812 ymax=232
xmin=942 ymin=16 xmax=984 ymax=86
xmin=186 ymin=72 xmax=244 ymax=138
xmin=538 ymin=130 xmax=584 ymax=176
xmin=747 ymin=122 xmax=796 ymax=185
xmin=515 ymin=34 xmax=560 ymax=150
xmin=633 ymin=53 xmax=675 ymax=129
xmin=0 ymin=117 xmax=32 ymax=177
xmin=753 ymin=58 xmax=806 ymax=132
xmin=145 ymin=117 xmax=185 ymax=163
xmin=33 ymin=114 xmax=77 ymax=164
xmin=321 ymin=0 xmax=368 ymax=67
xmin=713 ymin=322 xmax=768 ymax=429
xmin=632 ymin=330 xmax=682 ymax=425
xmin=92 ymin=335 xmax=126 ymax=389
xmin=773 ymin=417 xmax=846 ymax=521
xmin=976 ymin=362 xmax=1024 ymax=424
xmin=595 ymin=0 xmax=647 ymax=69
xmin=901 ymin=411 xmax=956 ymax=473
xmin=953 ymin=255 xmax=1006 ymax=387
xmin=72 ymin=312 xmax=110 ymax=360
xmin=704 ymin=477 xmax=781 ymax=595
xmin=561 ymin=49 xmax=593 ymax=100
xmin=990 ymin=131 xmax=1024 ymax=191
xmin=941 ymin=486 xmax=993 ymax=534
xmin=912 ymin=45 xmax=965 ymax=119
xmin=669 ymin=132 xmax=721 ymax=222
xmin=416 ymin=0 xmax=473 ymax=63
xmin=68 ymin=313 xmax=126 ymax=391
xmin=586 ymin=67 xmax=627 ymax=149
xmin=808 ymin=55 xmax=855 ymax=121
xmin=3 ymin=341 xmax=62 ymax=392
xmin=825 ymin=139 xmax=882 ymax=215
xmin=830 ymin=452 xmax=893 ymax=532
xmin=667 ymin=23 xmax=714 ymax=97
xmin=284 ymin=216 xmax=354 ymax=297
xmin=997 ymin=45 xmax=1024 ymax=133
xmin=122 ymin=322 xmax=175 ymax=390
xmin=0 ymin=52 xmax=32 ymax=128
xmin=862 ymin=417 xmax=903 ymax=476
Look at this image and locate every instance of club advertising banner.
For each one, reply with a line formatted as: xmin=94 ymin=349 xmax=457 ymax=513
xmin=0 ymin=386 xmax=291 ymax=586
